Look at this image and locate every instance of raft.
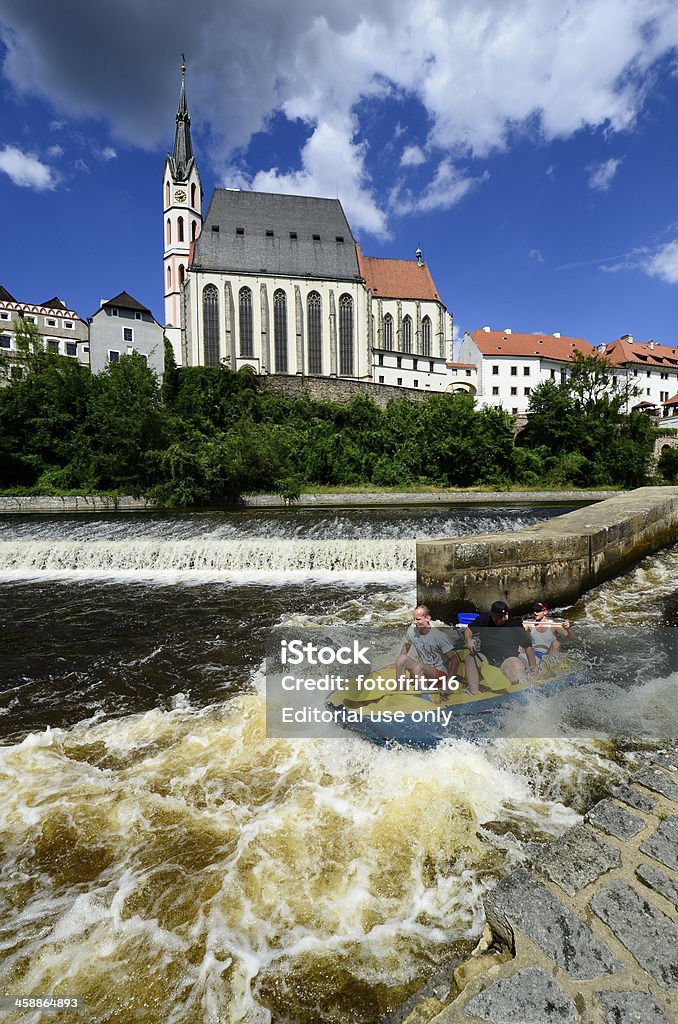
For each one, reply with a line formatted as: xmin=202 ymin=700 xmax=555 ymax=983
xmin=326 ymin=651 xmax=588 ymax=748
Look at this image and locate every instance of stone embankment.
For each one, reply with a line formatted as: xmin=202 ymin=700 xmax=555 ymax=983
xmin=417 ymin=486 xmax=678 ymax=619
xmin=0 ymin=491 xmax=620 ymax=514
xmin=397 ymin=748 xmax=678 ymax=1024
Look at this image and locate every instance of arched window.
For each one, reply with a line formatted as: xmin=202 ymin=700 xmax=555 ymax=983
xmin=178 ymin=264 xmax=185 ymax=286
xmin=274 ymin=289 xmax=288 ymax=373
xmin=402 ymin=315 xmax=412 ymax=354
xmin=191 ymin=183 xmax=197 ymax=207
xmin=167 ymin=266 xmax=172 ymax=289
xmin=165 ymin=181 xmax=170 ymax=207
xmin=383 ymin=313 xmax=393 ymax=350
xmin=339 ymin=293 xmax=354 ymax=376
xmin=239 ymin=286 xmax=253 ymax=357
xmin=421 ymin=316 xmax=432 ymax=356
xmin=307 ymin=291 xmax=322 ymax=374
xmin=191 ymin=220 xmax=197 ymax=241
xmin=166 ymin=218 xmax=171 ymax=245
xmin=178 ymin=216 xmax=184 ymax=242
xmin=202 ymin=284 xmax=219 ymax=366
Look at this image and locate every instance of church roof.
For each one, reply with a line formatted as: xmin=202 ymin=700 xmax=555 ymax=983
xmin=358 ymin=252 xmax=442 ymax=302
xmin=39 ymin=296 xmax=68 ymax=310
xmin=192 ymin=189 xmax=361 ymax=281
xmin=100 ymin=291 xmax=152 ymax=314
xmin=468 ymin=329 xmax=593 ymax=361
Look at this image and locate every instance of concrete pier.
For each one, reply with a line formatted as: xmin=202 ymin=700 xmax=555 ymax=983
xmin=397 ymin=747 xmax=678 ymax=1024
xmin=416 ymin=486 xmax=678 ymax=619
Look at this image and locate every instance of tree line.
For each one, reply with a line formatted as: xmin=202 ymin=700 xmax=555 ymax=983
xmin=0 ymin=321 xmax=673 ymax=506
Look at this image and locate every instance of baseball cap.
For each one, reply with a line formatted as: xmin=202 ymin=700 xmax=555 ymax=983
xmin=490 ymin=600 xmax=509 ymax=616
xmin=530 ymin=601 xmax=548 ymax=613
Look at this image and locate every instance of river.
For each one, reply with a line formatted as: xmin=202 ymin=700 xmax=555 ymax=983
xmin=0 ymin=504 xmax=675 ymax=1024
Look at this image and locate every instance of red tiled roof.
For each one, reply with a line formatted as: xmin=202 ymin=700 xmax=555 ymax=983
xmin=358 ymin=252 xmax=442 ymax=301
xmin=447 ymin=362 xmax=476 ymax=369
xmin=603 ymin=337 xmax=678 ymax=368
xmin=663 ymin=393 xmax=678 ymax=407
xmin=469 ymin=330 xmax=593 ymax=361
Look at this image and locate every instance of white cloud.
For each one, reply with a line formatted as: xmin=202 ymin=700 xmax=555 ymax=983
xmin=2 ymin=0 xmax=678 ymax=233
xmin=397 ymin=160 xmax=488 ymax=214
xmin=98 ymin=146 xmax=117 ymax=161
xmin=400 ymin=144 xmax=425 ymax=167
xmin=529 ymin=248 xmax=544 ymax=262
xmin=588 ymin=157 xmax=622 ymax=191
xmin=0 ymin=144 xmax=55 ymax=189
xmin=645 ymin=239 xmax=678 ymax=283
xmin=47 ymin=143 xmax=63 ymax=157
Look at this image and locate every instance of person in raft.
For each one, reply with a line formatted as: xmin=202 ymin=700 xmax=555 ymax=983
xmin=395 ymin=605 xmax=461 ymax=697
xmin=523 ymin=601 xmax=575 ymax=660
xmin=463 ymin=600 xmax=537 ymax=691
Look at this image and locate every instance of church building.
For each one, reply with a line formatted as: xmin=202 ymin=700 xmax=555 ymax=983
xmin=163 ymin=67 xmax=454 ymax=389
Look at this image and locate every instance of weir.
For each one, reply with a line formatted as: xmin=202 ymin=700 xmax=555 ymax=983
xmin=417 ymin=486 xmax=678 ymax=619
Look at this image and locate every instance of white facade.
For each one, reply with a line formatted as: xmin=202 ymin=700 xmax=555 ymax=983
xmin=0 ymin=292 xmax=88 ymax=368
xmin=184 ymin=271 xmax=371 ymax=379
xmin=459 ymin=329 xmax=590 ymax=413
xmin=162 ymin=160 xmax=202 ymax=337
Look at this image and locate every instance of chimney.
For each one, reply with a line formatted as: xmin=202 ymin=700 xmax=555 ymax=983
xmin=553 ymin=332 xmax=561 ymax=338
xmin=621 ymin=333 xmax=634 ymax=343
xmin=483 ymin=326 xmax=491 ymax=332
xmin=648 ymin=339 xmax=655 ymax=350
xmin=504 ymin=328 xmax=512 ymax=335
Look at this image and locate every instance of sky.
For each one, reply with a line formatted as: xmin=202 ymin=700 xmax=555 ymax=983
xmin=1 ymin=0 xmax=678 ymax=347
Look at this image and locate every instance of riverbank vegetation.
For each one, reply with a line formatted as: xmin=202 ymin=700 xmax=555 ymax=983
xmin=0 ymin=328 xmax=668 ymax=505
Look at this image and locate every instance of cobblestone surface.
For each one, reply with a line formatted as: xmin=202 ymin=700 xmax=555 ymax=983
xmin=532 ymin=822 xmax=620 ymax=895
xmin=585 ymin=799 xmax=646 ymax=841
xmin=590 ymin=879 xmax=678 ymax=991
xmin=463 ymin=967 xmax=579 ymax=1023
xmin=429 ymin=760 xmax=678 ymax=1024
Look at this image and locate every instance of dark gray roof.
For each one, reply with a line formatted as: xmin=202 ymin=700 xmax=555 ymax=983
xmin=101 ymin=291 xmax=152 ymax=314
xmin=169 ymin=66 xmax=194 ymax=181
xmin=39 ymin=296 xmax=68 ymax=310
xmin=192 ymin=190 xmax=361 ymax=281
xmin=0 ymin=285 xmax=17 ymax=302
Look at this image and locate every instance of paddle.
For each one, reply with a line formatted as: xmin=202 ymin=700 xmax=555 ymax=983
xmin=468 ymin=650 xmax=510 ymax=691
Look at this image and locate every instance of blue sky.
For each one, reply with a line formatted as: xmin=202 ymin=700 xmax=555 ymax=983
xmin=1 ymin=0 xmax=678 ymax=347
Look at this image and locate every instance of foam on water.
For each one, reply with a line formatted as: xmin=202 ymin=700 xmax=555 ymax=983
xmin=0 ymin=696 xmax=594 ymax=1024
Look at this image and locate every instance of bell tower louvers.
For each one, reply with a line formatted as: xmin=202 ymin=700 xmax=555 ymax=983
xmin=163 ymin=59 xmax=202 ymax=355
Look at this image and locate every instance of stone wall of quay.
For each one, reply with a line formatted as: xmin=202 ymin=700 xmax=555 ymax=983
xmin=416 ymin=485 xmax=678 ymax=619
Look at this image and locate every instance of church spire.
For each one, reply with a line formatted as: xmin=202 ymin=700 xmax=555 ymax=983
xmin=171 ymin=56 xmax=194 ymax=180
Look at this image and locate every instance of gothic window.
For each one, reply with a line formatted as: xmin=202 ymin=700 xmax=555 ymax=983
xmin=178 ymin=265 xmax=185 ymax=286
xmin=191 ymin=183 xmax=197 ymax=207
xmin=202 ymin=284 xmax=219 ymax=366
xmin=274 ymin=289 xmax=288 ymax=373
xmin=421 ymin=316 xmax=432 ymax=356
xmin=383 ymin=313 xmax=393 ymax=350
xmin=402 ymin=315 xmax=412 ymax=354
xmin=239 ymin=286 xmax=253 ymax=357
xmin=165 ymin=181 xmax=170 ymax=207
xmin=178 ymin=216 xmax=184 ymax=242
xmin=167 ymin=266 xmax=172 ymax=289
xmin=339 ymin=293 xmax=354 ymax=376
xmin=166 ymin=218 xmax=171 ymax=245
xmin=192 ymin=220 xmax=197 ymax=241
xmin=307 ymin=291 xmax=322 ymax=374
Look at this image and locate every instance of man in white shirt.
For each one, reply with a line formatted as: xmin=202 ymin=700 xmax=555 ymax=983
xmin=395 ymin=605 xmax=461 ymax=696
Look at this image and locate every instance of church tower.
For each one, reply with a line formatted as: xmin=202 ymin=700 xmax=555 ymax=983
xmin=163 ymin=59 xmax=202 ymax=356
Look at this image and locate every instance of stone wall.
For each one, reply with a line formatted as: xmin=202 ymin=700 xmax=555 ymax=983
xmin=256 ymin=373 xmax=428 ymax=408
xmin=416 ymin=485 xmax=678 ymax=618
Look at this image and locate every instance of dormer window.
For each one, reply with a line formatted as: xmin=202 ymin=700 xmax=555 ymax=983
xmin=111 ymin=308 xmax=118 ymax=317
xmin=336 ymin=235 xmax=344 ymax=243
xmin=312 ymin=234 xmax=320 ymax=241
xmin=211 ymin=224 xmax=220 ymax=232
xmin=236 ymin=227 xmax=244 ymax=235
xmin=289 ymin=232 xmax=297 ymax=240
xmin=266 ymin=230 xmax=274 ymax=237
